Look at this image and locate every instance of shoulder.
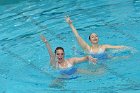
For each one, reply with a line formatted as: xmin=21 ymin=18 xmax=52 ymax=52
xmin=102 ymin=44 xmax=111 ymax=48
xmin=66 ymin=58 xmax=77 ymax=64
xmin=87 ymin=46 xmax=92 ymax=52
xmin=67 ymin=58 xmax=76 ymax=62
xmin=83 ymin=46 xmax=91 ymax=53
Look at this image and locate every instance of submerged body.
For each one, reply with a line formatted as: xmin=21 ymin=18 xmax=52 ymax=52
xmin=59 ymin=67 xmax=77 ymax=75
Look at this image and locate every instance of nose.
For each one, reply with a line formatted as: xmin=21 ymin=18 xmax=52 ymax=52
xmin=58 ymin=54 xmax=63 ymax=57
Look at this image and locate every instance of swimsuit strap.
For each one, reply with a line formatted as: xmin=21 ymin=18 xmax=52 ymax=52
xmin=66 ymin=60 xmax=73 ymax=68
xmin=98 ymin=47 xmax=105 ymax=54
xmin=58 ymin=60 xmax=73 ymax=69
xmin=90 ymin=46 xmax=104 ymax=54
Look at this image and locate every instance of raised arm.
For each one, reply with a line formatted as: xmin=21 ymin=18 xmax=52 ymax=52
xmin=40 ymin=35 xmax=56 ymax=67
xmin=65 ymin=16 xmax=90 ymax=52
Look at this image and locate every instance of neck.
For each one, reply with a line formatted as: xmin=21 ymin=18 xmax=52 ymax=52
xmin=92 ymin=43 xmax=99 ymax=48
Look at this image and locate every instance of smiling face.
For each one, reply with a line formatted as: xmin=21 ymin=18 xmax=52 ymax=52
xmin=55 ymin=47 xmax=65 ymax=63
xmin=89 ymin=33 xmax=99 ymax=44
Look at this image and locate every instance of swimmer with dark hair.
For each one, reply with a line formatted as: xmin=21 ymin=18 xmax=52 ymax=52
xmin=40 ymin=35 xmax=96 ymax=75
xmin=65 ymin=16 xmax=128 ymax=60
xmin=41 ymin=35 xmax=100 ymax=88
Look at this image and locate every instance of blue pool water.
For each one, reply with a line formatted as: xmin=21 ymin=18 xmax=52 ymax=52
xmin=0 ymin=0 xmax=140 ymax=93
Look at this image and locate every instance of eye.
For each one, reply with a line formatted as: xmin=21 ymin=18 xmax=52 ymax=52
xmin=61 ymin=53 xmax=64 ymax=55
xmin=56 ymin=53 xmax=60 ymax=55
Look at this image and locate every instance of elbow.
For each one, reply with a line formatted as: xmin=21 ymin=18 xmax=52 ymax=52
xmin=86 ymin=56 xmax=89 ymax=60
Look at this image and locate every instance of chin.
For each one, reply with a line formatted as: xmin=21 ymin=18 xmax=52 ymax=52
xmin=58 ymin=59 xmax=61 ymax=61
xmin=92 ymin=42 xmax=98 ymax=44
xmin=58 ymin=60 xmax=62 ymax=63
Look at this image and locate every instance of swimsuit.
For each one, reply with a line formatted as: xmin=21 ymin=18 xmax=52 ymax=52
xmin=58 ymin=61 xmax=77 ymax=75
xmin=59 ymin=67 xmax=77 ymax=75
xmin=58 ymin=60 xmax=73 ymax=69
xmin=90 ymin=47 xmax=108 ymax=60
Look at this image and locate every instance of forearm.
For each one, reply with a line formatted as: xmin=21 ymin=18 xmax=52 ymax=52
xmin=84 ymin=56 xmax=89 ymax=61
xmin=69 ymin=23 xmax=80 ymax=37
xmin=44 ymin=41 xmax=55 ymax=57
xmin=113 ymin=46 xmax=126 ymax=49
xmin=73 ymin=56 xmax=96 ymax=64
xmin=105 ymin=45 xmax=126 ymax=49
xmin=80 ymin=56 xmax=89 ymax=62
xmin=74 ymin=56 xmax=88 ymax=63
xmin=68 ymin=23 xmax=90 ymax=51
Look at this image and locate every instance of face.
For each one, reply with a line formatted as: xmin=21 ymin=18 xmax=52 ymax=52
xmin=55 ymin=49 xmax=64 ymax=62
xmin=89 ymin=33 xmax=99 ymax=44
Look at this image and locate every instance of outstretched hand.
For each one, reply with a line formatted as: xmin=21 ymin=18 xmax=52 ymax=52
xmin=40 ymin=35 xmax=47 ymax=43
xmin=88 ymin=56 xmax=97 ymax=64
xmin=65 ymin=15 xmax=72 ymax=24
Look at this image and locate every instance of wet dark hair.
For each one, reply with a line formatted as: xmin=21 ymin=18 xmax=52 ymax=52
xmin=89 ymin=33 xmax=92 ymax=40
xmin=55 ymin=47 xmax=64 ymax=54
xmin=89 ymin=35 xmax=90 ymax=40
xmin=89 ymin=33 xmax=98 ymax=40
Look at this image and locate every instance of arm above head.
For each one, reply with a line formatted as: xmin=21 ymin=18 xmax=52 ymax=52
xmin=65 ymin=16 xmax=90 ymax=52
xmin=40 ymin=35 xmax=56 ymax=67
xmin=70 ymin=56 xmax=96 ymax=65
xmin=103 ymin=44 xmax=127 ymax=49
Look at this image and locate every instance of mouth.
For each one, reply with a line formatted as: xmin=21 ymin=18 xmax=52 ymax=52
xmin=58 ymin=57 xmax=62 ymax=60
xmin=93 ymin=39 xmax=98 ymax=41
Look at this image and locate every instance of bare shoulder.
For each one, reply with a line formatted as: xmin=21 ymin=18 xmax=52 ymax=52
xmin=66 ymin=58 xmax=76 ymax=64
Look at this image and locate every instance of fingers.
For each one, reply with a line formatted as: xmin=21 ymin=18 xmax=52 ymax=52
xmin=65 ymin=15 xmax=73 ymax=24
xmin=91 ymin=58 xmax=97 ymax=62
xmin=88 ymin=56 xmax=97 ymax=64
xmin=65 ymin=15 xmax=69 ymax=18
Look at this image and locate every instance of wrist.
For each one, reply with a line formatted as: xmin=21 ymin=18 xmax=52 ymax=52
xmin=44 ymin=41 xmax=47 ymax=43
xmin=86 ymin=56 xmax=89 ymax=60
xmin=68 ymin=20 xmax=72 ymax=24
xmin=69 ymin=22 xmax=72 ymax=25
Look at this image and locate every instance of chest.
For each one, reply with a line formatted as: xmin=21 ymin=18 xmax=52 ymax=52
xmin=90 ymin=47 xmax=105 ymax=54
xmin=58 ymin=61 xmax=72 ymax=69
